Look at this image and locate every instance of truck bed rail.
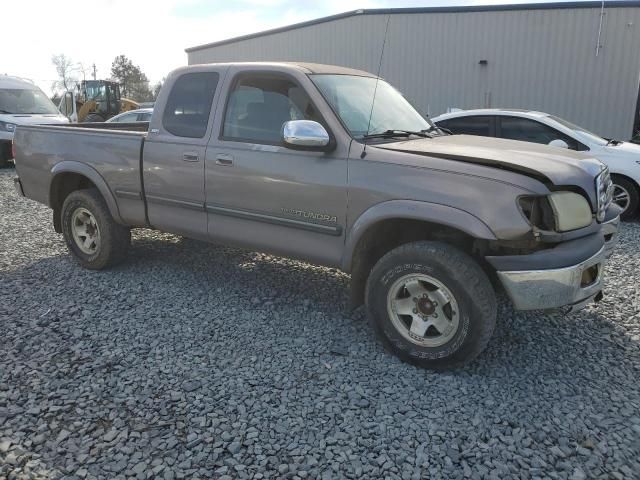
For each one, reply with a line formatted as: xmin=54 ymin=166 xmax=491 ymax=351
xmin=56 ymin=122 xmax=150 ymax=132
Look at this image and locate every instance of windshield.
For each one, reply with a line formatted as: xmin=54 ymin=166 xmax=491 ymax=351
xmin=311 ymin=74 xmax=429 ymax=139
xmin=548 ymin=115 xmax=608 ymax=146
xmin=84 ymin=81 xmax=107 ymax=101
xmin=0 ymin=88 xmax=59 ymax=115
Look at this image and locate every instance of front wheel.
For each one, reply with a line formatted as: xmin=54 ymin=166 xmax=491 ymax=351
xmin=611 ymin=175 xmax=639 ymax=220
xmin=366 ymin=241 xmax=497 ymax=369
xmin=61 ymin=189 xmax=130 ymax=269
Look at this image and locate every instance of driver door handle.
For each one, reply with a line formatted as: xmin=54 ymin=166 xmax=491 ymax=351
xmin=215 ymin=154 xmax=234 ymax=166
xmin=183 ymin=152 xmax=199 ymax=162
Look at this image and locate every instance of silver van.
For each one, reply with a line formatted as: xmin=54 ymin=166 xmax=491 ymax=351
xmin=0 ymin=75 xmax=68 ymax=166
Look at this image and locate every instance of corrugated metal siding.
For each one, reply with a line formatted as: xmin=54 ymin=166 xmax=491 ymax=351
xmin=188 ymin=6 xmax=640 ymax=139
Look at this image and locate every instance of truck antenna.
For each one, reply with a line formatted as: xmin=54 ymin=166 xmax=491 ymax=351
xmin=362 ymin=14 xmax=391 ymax=159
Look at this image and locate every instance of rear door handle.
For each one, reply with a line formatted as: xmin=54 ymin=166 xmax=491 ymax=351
xmin=183 ymin=152 xmax=199 ymax=162
xmin=215 ymin=154 xmax=234 ymax=166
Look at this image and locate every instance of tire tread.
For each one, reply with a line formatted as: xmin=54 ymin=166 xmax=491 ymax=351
xmin=365 ymin=241 xmax=497 ymax=369
xmin=61 ymin=189 xmax=130 ymax=270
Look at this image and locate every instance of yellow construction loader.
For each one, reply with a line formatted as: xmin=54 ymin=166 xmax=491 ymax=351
xmin=58 ymin=80 xmax=139 ymax=122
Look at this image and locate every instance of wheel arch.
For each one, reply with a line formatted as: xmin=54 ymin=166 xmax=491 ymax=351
xmin=610 ymin=172 xmax=640 ymax=217
xmin=343 ymin=200 xmax=497 ymax=309
xmin=610 ymin=172 xmax=640 ymax=192
xmin=50 ymin=161 xmax=122 ymax=232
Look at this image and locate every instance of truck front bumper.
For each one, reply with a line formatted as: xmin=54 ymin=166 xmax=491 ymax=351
xmin=601 ymin=214 xmax=620 ymax=258
xmin=486 ymin=209 xmax=621 ymax=312
xmin=495 ymin=245 xmax=606 ymax=311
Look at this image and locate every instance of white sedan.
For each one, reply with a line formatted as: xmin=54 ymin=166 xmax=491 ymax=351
xmin=433 ymin=109 xmax=640 ymax=219
xmin=106 ymin=108 xmax=153 ymax=123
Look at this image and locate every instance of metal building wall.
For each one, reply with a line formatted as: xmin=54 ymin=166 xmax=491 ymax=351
xmin=187 ymin=5 xmax=640 ymax=139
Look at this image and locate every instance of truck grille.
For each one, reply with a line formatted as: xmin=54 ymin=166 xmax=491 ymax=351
xmin=595 ymin=168 xmax=613 ymax=222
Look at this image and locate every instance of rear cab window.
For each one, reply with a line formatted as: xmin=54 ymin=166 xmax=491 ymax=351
xmin=163 ymin=72 xmax=220 ymax=138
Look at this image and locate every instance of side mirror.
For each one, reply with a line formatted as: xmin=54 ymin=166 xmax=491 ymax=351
xmin=282 ymin=120 xmax=333 ymax=151
xmin=548 ymin=139 xmax=569 ymax=149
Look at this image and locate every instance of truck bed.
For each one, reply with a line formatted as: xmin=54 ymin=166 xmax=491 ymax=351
xmin=14 ymin=123 xmax=148 ymax=227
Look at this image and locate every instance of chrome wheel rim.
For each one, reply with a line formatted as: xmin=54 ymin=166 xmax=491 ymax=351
xmin=612 ymin=183 xmax=630 ymax=213
xmin=386 ymin=273 xmax=460 ymax=348
xmin=71 ymin=208 xmax=100 ymax=255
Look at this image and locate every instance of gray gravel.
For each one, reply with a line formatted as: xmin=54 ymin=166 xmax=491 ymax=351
xmin=1 ymin=166 xmax=639 ymax=480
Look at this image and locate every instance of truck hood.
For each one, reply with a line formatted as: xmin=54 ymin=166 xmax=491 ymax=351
xmin=0 ymin=113 xmax=69 ymax=125
xmin=376 ymin=134 xmax=605 ymax=188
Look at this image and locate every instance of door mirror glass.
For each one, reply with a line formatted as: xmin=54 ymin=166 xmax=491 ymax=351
xmin=548 ymin=139 xmax=569 ymax=149
xmin=282 ymin=120 xmax=331 ymax=150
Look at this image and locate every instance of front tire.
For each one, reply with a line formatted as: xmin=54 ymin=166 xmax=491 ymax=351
xmin=61 ymin=189 xmax=130 ymax=270
xmin=365 ymin=241 xmax=497 ymax=369
xmin=611 ymin=175 xmax=639 ymax=220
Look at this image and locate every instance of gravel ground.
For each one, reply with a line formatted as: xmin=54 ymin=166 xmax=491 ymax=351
xmin=1 ymin=166 xmax=639 ymax=480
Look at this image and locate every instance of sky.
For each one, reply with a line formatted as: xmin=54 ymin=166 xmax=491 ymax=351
xmin=2 ymin=0 xmax=588 ymax=95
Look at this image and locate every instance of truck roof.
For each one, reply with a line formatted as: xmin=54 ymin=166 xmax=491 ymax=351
xmin=183 ymin=61 xmax=377 ymax=77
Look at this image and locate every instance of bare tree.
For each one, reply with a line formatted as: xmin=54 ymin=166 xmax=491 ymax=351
xmin=151 ymin=77 xmax=165 ymax=100
xmin=51 ymin=54 xmax=77 ymax=93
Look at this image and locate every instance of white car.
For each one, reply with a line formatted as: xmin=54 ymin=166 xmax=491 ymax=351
xmin=433 ymin=109 xmax=640 ymax=219
xmin=0 ymin=75 xmax=69 ymax=167
xmin=106 ymin=108 xmax=153 ymax=123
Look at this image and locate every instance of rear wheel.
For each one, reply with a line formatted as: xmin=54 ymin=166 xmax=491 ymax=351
xmin=611 ymin=175 xmax=639 ymax=220
xmin=61 ymin=189 xmax=130 ymax=269
xmin=365 ymin=241 xmax=497 ymax=369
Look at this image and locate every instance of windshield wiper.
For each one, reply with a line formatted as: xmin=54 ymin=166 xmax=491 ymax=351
xmin=0 ymin=109 xmax=16 ymax=114
xmin=363 ymin=129 xmax=432 ymax=140
xmin=427 ymin=125 xmax=452 ymax=135
xmin=422 ymin=116 xmax=452 ymax=136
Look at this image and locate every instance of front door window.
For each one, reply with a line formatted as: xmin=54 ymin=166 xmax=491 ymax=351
xmin=222 ymin=74 xmax=323 ymax=144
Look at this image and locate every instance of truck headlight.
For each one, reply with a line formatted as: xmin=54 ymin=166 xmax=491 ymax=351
xmin=519 ymin=192 xmax=592 ymax=232
xmin=0 ymin=121 xmax=16 ymax=132
xmin=547 ymin=192 xmax=592 ymax=232
xmin=595 ymin=168 xmax=613 ymax=222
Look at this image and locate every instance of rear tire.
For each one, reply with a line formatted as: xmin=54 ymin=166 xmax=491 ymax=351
xmin=61 ymin=189 xmax=130 ymax=270
xmin=365 ymin=241 xmax=497 ymax=369
xmin=611 ymin=175 xmax=638 ymax=220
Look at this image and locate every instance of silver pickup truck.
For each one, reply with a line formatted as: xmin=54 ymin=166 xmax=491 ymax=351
xmin=13 ymin=62 xmax=621 ymax=368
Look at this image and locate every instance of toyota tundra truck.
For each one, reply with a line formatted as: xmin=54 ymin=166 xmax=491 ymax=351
xmin=12 ymin=63 xmax=621 ymax=368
